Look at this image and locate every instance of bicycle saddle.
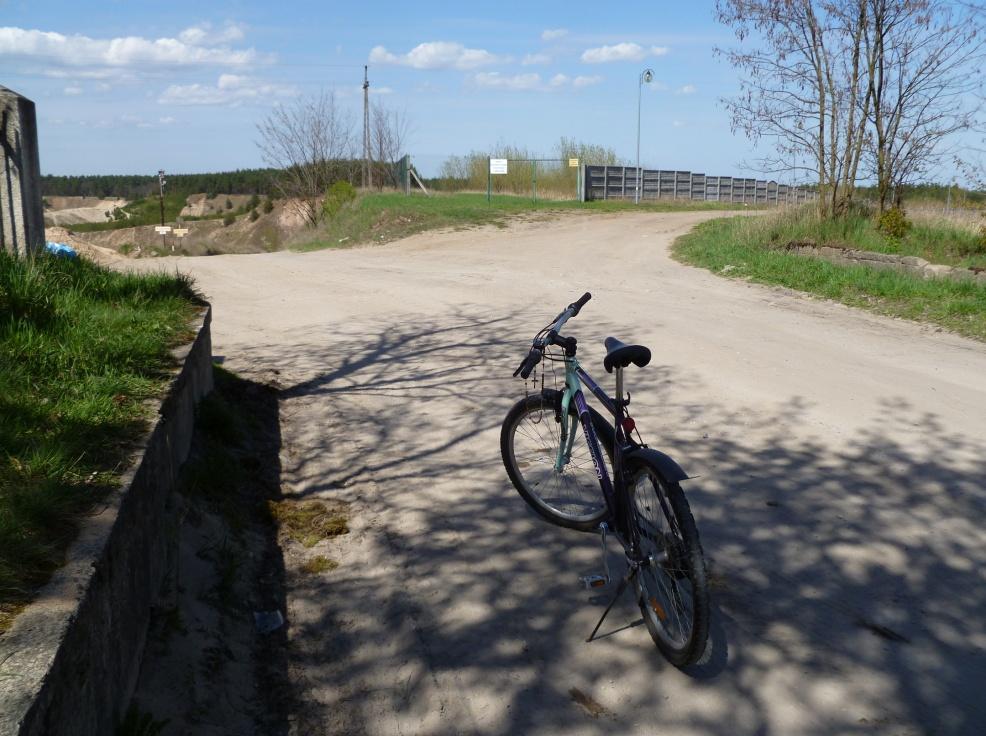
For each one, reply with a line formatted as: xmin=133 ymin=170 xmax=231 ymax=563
xmin=603 ymin=337 xmax=652 ymax=373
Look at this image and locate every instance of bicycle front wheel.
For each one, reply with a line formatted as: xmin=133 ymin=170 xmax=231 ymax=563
xmin=629 ymin=459 xmax=710 ymax=667
xmin=500 ymin=393 xmax=614 ymax=532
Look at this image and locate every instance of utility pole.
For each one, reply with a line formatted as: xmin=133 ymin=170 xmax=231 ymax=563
xmin=362 ymin=66 xmax=371 ymax=189
xmin=158 ymin=169 xmax=166 ymax=226
xmin=158 ymin=169 xmax=167 ymax=250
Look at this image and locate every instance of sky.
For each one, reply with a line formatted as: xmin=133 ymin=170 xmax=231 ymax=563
xmin=1 ymin=1 xmax=827 ymax=179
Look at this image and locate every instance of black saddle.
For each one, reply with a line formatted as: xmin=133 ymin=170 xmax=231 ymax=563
xmin=603 ymin=337 xmax=651 ymax=373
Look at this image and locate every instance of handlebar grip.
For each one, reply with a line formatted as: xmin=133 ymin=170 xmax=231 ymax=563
xmin=514 ymin=348 xmax=542 ymax=379
xmin=570 ymin=292 xmax=592 ymax=316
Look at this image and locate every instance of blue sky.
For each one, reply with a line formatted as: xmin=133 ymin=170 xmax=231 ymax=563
xmin=3 ymin=1 xmax=777 ymax=178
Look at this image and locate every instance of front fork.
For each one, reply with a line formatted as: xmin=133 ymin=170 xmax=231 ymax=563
xmin=554 ymin=357 xmax=582 ymax=472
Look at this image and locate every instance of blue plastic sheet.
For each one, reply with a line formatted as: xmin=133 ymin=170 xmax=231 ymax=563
xmin=45 ymin=242 xmax=78 ymax=259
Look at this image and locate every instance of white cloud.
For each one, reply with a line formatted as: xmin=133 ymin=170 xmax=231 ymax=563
xmin=676 ymin=84 xmax=696 ymax=95
xmin=159 ymin=116 xmax=177 ymax=124
xmin=581 ymin=43 xmax=669 ymax=63
xmin=541 ymin=29 xmax=568 ymax=41
xmin=0 ymin=26 xmax=262 ymax=68
xmin=522 ymin=52 xmax=550 ymax=65
xmin=178 ymin=22 xmax=245 ymax=46
xmin=63 ymin=85 xmax=82 ymax=95
xmin=158 ymin=74 xmax=297 ymax=106
xmin=476 ymin=72 xmax=603 ymax=92
xmin=473 ymin=72 xmax=542 ymax=91
xmin=369 ymin=41 xmax=499 ymax=70
xmin=673 ymin=120 xmax=685 ymax=127
xmin=573 ymin=75 xmax=603 ymax=88
xmin=95 ymin=82 xmax=111 ymax=91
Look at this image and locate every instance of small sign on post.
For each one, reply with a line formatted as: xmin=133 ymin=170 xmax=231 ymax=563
xmin=154 ymin=226 xmax=172 ymax=235
xmin=569 ymin=158 xmax=579 ymax=168
xmin=489 ymin=158 xmax=508 ymax=175
xmin=173 ymin=228 xmax=189 ymax=237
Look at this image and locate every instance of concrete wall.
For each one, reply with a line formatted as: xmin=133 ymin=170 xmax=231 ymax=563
xmin=0 ymin=307 xmax=213 ymax=736
xmin=0 ymin=86 xmax=45 ymax=257
xmin=582 ymin=164 xmax=818 ymax=204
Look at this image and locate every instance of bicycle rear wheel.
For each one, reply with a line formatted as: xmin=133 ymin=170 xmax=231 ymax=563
xmin=501 ymin=392 xmax=614 ymax=532
xmin=628 ymin=459 xmax=709 ymax=667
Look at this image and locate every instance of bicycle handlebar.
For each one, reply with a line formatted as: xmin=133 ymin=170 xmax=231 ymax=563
xmin=513 ymin=292 xmax=591 ymax=379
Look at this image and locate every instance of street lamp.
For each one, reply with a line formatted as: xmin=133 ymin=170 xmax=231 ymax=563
xmin=636 ymin=68 xmax=654 ymax=204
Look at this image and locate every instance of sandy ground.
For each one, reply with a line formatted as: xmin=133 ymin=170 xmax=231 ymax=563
xmin=130 ymin=211 xmax=986 ymax=735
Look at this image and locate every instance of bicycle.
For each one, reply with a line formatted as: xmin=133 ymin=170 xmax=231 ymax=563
xmin=500 ymin=292 xmax=710 ymax=667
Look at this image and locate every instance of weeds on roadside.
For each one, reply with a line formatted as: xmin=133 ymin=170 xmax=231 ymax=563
xmin=673 ymin=215 xmax=986 ymax=341
xmin=0 ymin=251 xmax=199 ymax=631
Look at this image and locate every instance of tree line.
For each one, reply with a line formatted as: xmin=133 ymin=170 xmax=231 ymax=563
xmin=41 ymin=169 xmax=281 ymax=199
xmin=717 ymin=0 xmax=985 ymax=216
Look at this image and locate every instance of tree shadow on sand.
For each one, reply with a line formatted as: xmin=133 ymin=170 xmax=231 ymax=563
xmin=248 ymin=306 xmax=984 ymax=735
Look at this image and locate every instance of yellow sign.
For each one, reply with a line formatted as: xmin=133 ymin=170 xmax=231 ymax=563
xmin=569 ymin=158 xmax=579 ymax=168
xmin=173 ymin=228 xmax=189 ymax=237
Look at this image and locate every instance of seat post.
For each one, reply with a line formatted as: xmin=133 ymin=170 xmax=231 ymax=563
xmin=614 ymin=366 xmax=624 ymax=420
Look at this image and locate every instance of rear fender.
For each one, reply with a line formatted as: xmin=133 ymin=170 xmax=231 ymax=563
xmin=623 ymin=445 xmax=690 ymax=483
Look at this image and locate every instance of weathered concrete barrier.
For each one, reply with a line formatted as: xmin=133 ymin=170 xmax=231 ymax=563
xmin=0 ymin=307 xmax=213 ymax=736
xmin=0 ymin=86 xmax=45 ymax=257
xmin=785 ymin=241 xmax=986 ymax=286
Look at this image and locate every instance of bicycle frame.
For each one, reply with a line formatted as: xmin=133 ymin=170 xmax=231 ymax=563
xmin=555 ymin=355 xmax=641 ymax=557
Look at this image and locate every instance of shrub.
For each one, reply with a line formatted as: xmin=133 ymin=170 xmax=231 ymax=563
xmin=222 ymin=213 xmax=235 ymax=227
xmin=119 ymin=243 xmax=134 ymax=255
xmin=877 ymin=207 xmax=912 ymax=240
xmin=262 ymin=198 xmax=274 ymax=214
xmin=224 ymin=198 xmax=233 ymax=210
xmin=322 ymin=180 xmax=357 ymax=219
xmin=249 ymin=208 xmax=260 ymax=222
xmin=247 ymin=194 xmax=260 ymax=211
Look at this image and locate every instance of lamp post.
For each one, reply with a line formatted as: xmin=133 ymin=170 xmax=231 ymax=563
xmin=635 ymin=68 xmax=654 ymax=204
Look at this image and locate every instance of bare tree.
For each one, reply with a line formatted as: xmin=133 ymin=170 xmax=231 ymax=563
xmin=864 ymin=0 xmax=985 ymax=211
xmin=717 ymin=0 xmax=873 ymax=217
xmin=370 ymin=102 xmax=410 ymax=189
xmin=256 ymin=93 xmax=355 ymax=225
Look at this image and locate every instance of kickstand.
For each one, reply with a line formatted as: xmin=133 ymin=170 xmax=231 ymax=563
xmin=586 ymin=565 xmax=638 ymax=643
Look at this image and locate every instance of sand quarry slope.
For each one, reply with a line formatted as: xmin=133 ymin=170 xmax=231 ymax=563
xmin=125 ymin=211 xmax=986 ymax=735
xmin=44 ymin=197 xmax=128 ymax=226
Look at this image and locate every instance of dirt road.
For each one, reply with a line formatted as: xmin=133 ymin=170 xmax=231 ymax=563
xmin=134 ymin=211 xmax=986 ymax=735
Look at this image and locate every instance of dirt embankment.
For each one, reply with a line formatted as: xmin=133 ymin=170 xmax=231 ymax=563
xmin=68 ymin=200 xmax=304 ymax=257
xmin=181 ymin=194 xmax=256 ymax=218
xmin=44 ymin=198 xmax=129 ymax=227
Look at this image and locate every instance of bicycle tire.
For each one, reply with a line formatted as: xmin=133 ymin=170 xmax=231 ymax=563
xmin=501 ymin=392 xmax=615 ymax=532
xmin=627 ymin=458 xmax=710 ymax=667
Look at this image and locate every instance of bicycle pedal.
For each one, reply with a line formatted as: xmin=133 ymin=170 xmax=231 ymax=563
xmin=579 ymin=574 xmax=610 ymax=589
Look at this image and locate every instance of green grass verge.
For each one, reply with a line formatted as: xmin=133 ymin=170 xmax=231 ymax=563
xmin=293 ymin=192 xmax=753 ymax=251
xmin=0 ymin=251 xmax=200 ymax=631
xmin=730 ymin=205 xmax=986 ymax=269
xmin=672 ymin=215 xmax=986 ymax=341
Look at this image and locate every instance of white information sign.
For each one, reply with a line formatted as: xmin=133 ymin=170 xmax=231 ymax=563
xmin=154 ymin=225 xmax=172 ymax=234
xmin=173 ymin=228 xmax=189 ymax=237
xmin=490 ymin=158 xmax=508 ymax=175
xmin=569 ymin=158 xmax=579 ymax=168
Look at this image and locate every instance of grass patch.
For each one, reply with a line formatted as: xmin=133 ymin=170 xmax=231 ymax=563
xmin=300 ymin=555 xmax=338 ymax=574
xmin=672 ymin=214 xmax=986 ymax=341
xmin=293 ymin=192 xmax=753 ymax=251
xmin=267 ymin=500 xmax=348 ymax=547
xmin=728 ymin=205 xmax=986 ymax=269
xmin=0 ymin=251 xmax=199 ymax=631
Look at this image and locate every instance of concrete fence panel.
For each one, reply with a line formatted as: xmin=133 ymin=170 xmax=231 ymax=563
xmin=1 ymin=86 xmax=45 ymax=257
xmin=582 ymin=164 xmax=817 ymax=205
